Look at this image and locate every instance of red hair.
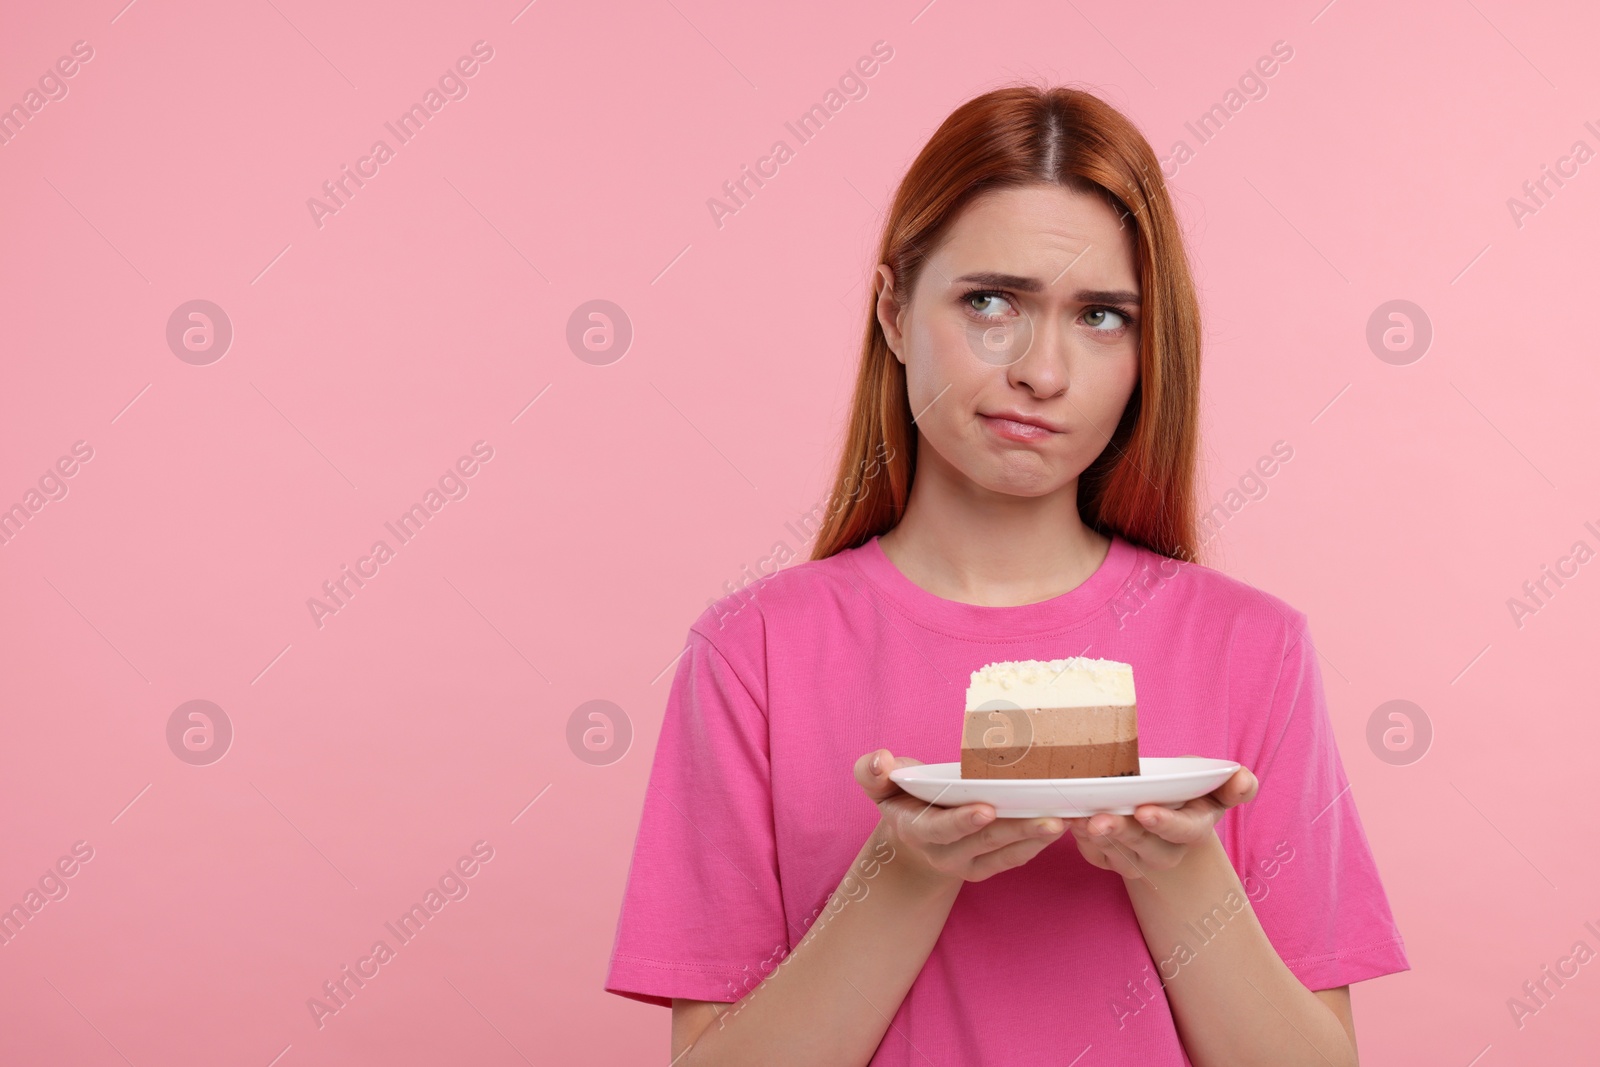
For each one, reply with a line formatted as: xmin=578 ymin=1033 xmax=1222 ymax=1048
xmin=810 ymin=84 xmax=1202 ymax=563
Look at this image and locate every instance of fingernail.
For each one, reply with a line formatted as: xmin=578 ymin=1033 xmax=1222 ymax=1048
xmin=973 ymin=810 xmax=993 ymax=825
xmin=870 ymin=752 xmax=882 ymax=774
xmin=1137 ymin=810 xmax=1156 ymax=825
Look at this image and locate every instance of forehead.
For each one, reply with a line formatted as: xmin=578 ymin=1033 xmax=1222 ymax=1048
xmin=922 ymin=183 xmax=1138 ymax=292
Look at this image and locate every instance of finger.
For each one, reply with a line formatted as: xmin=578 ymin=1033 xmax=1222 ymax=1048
xmin=861 ymin=752 xmax=975 ymax=841
xmin=1069 ymin=817 xmax=1152 ymax=874
xmin=1133 ymin=802 xmax=1216 ymax=845
xmin=1094 ymin=838 xmax=1148 ymax=879
xmin=1116 ymin=820 xmax=1190 ymax=868
xmin=1084 ymin=813 xmax=1140 ymax=840
xmin=898 ymin=799 xmax=998 ymax=846
xmin=965 ymin=832 xmax=1057 ymax=881
xmin=854 ymin=749 xmax=892 ymax=797
xmin=1069 ymin=815 xmax=1133 ymax=849
xmin=1214 ymin=766 xmax=1259 ymax=807
xmin=1177 ymin=758 xmax=1258 ymax=808
xmin=936 ymin=815 xmax=1063 ymax=865
xmin=1071 ymin=838 xmax=1114 ymax=872
xmin=1074 ymin=814 xmax=1180 ymax=872
xmin=1069 ymin=817 xmax=1127 ymax=852
xmin=854 ymin=749 xmax=926 ymax=802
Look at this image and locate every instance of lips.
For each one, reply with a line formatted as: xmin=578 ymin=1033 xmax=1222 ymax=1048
xmin=982 ymin=410 xmax=1065 ymax=432
xmin=979 ymin=412 xmax=1056 ymax=441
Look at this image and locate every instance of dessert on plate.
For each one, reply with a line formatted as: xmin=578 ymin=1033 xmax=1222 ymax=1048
xmin=961 ymin=657 xmax=1140 ymax=779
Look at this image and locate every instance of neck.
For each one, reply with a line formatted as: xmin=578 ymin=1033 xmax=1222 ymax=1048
xmin=877 ymin=439 xmax=1112 ymax=607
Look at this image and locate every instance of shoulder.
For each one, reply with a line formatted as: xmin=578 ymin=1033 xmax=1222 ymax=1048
xmin=680 ymin=544 xmax=870 ymax=692
xmin=688 ymin=545 xmax=867 ymax=647
xmin=1123 ymin=541 xmax=1309 ymax=660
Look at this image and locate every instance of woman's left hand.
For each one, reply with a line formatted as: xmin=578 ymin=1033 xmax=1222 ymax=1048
xmin=1066 ymin=762 xmax=1258 ymax=880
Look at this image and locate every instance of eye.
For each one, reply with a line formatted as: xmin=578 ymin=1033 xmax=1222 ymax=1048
xmin=961 ymin=288 xmax=1014 ymax=321
xmin=1083 ymin=305 xmax=1136 ymax=332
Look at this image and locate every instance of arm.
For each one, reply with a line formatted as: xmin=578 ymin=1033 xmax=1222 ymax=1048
xmin=1122 ymin=831 xmax=1357 ymax=1067
xmin=1069 ymin=768 xmax=1359 ymax=1067
xmin=669 ymin=748 xmax=1069 ymax=1067
xmin=1316 ymin=987 xmax=1357 ymax=1060
xmin=669 ymin=822 xmax=962 ymax=1067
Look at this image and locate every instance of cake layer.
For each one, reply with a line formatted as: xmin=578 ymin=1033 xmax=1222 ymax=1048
xmin=966 ymin=657 xmax=1135 ymax=711
xmin=960 ymin=739 xmax=1140 ymax=780
xmin=962 ymin=705 xmax=1137 ymax=747
xmin=961 ymin=704 xmax=1140 ymax=780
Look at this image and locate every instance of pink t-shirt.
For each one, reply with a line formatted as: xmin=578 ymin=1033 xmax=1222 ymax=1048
xmin=605 ymin=533 xmax=1409 ymax=1064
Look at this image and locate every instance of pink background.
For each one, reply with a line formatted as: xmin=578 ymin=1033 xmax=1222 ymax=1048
xmin=2 ymin=0 xmax=1596 ymax=1063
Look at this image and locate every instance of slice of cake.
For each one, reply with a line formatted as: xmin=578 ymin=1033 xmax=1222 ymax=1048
xmin=961 ymin=657 xmax=1140 ymax=779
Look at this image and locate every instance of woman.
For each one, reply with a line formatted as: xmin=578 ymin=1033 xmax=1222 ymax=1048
xmin=605 ymin=84 xmax=1408 ymax=1066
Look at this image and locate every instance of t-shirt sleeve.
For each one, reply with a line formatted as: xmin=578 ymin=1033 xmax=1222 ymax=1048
xmin=1223 ymin=612 xmax=1411 ymax=991
xmin=604 ymin=625 xmax=791 ymax=1008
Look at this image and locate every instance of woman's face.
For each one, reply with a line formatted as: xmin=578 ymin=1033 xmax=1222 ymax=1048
xmin=876 ymin=183 xmax=1142 ymax=499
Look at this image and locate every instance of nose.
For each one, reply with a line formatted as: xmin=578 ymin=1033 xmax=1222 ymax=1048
xmin=1005 ymin=308 xmax=1068 ymax=398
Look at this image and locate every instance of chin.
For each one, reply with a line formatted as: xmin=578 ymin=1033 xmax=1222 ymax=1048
xmin=971 ymin=463 xmax=1071 ymax=498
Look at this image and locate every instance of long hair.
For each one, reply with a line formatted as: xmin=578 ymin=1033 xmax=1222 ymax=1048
xmin=809 ymin=84 xmax=1202 ymax=563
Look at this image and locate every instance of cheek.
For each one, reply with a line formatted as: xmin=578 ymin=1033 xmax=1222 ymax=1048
xmin=904 ymin=318 xmax=989 ymax=422
xmin=1074 ymin=345 xmax=1139 ymax=417
xmin=905 ymin=315 xmax=978 ymax=390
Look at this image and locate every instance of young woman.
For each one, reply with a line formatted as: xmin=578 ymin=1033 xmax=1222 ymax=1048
xmin=605 ymin=84 xmax=1408 ymax=1066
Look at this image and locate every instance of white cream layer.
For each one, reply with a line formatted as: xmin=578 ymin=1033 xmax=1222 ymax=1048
xmin=965 ymin=656 xmax=1135 ymax=711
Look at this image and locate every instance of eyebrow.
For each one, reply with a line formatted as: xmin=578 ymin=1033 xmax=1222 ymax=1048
xmin=951 ymin=271 xmax=1140 ymax=305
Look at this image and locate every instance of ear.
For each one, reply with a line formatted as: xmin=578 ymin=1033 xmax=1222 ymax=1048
xmin=874 ymin=264 xmax=907 ymax=365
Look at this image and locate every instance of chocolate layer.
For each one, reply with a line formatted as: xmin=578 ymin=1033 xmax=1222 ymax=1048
xmin=961 ymin=704 xmax=1140 ymax=779
xmin=961 ymin=739 xmax=1140 ymax=780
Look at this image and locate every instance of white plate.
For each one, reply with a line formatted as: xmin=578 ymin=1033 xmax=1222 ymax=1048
xmin=888 ymin=757 xmax=1241 ymax=818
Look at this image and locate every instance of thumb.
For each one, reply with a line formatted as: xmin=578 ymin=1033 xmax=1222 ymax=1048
xmin=1215 ymin=766 xmax=1259 ymax=808
xmin=1228 ymin=764 xmax=1254 ymax=806
xmin=855 ymin=749 xmax=919 ymax=801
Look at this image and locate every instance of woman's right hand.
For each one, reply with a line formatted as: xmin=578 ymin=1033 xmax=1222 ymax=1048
xmin=853 ymin=747 xmax=1067 ymax=885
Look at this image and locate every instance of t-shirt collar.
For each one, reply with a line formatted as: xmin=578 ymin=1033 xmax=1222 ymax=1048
xmin=846 ymin=531 xmax=1141 ymax=640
